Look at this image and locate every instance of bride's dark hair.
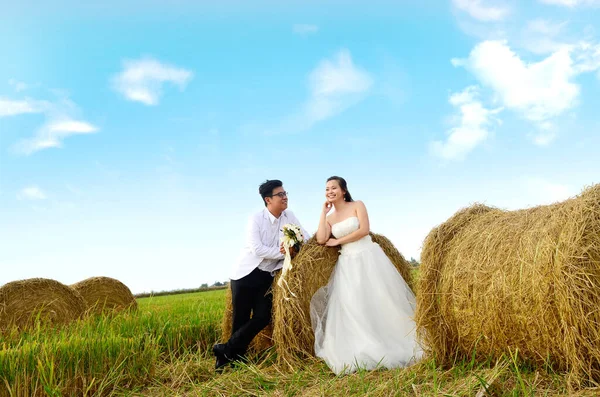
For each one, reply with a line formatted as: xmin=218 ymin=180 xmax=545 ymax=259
xmin=327 ymin=176 xmax=354 ymax=202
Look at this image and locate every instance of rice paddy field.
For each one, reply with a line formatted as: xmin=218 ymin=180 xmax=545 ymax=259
xmin=2 ymin=285 xmax=600 ymax=397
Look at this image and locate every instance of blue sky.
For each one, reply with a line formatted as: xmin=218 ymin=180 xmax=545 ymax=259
xmin=1 ymin=0 xmax=599 ymax=293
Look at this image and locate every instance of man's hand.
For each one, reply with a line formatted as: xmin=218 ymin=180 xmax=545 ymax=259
xmin=280 ymin=243 xmax=298 ymax=258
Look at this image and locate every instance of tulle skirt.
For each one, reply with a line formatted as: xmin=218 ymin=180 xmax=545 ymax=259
xmin=310 ymin=237 xmax=423 ymax=375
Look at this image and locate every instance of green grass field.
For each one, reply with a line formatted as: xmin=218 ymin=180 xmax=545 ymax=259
xmin=0 ymin=290 xmax=222 ymax=396
xmin=1 ymin=288 xmax=599 ymax=396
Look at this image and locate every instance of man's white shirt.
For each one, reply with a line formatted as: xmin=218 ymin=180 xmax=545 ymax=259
xmin=231 ymin=208 xmax=310 ymax=280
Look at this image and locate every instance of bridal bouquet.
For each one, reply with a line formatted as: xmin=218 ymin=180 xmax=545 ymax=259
xmin=277 ymin=223 xmax=304 ymax=298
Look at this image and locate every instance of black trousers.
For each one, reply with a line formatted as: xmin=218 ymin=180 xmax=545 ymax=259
xmin=226 ymin=267 xmax=274 ymax=356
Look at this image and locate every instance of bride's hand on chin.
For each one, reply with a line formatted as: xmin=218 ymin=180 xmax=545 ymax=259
xmin=325 ymin=238 xmax=339 ymax=247
xmin=322 ymin=200 xmax=333 ymax=215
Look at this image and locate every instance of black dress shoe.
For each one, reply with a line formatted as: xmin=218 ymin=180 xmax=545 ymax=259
xmin=215 ymin=354 xmax=231 ymax=372
xmin=213 ymin=344 xmax=233 ymax=372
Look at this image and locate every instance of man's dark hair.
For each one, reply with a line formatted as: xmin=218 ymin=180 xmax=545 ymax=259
xmin=259 ymin=179 xmax=283 ymax=206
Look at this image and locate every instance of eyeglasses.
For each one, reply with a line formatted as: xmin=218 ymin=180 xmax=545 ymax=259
xmin=269 ymin=191 xmax=288 ymax=198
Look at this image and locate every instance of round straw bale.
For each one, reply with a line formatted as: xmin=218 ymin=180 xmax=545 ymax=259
xmin=0 ymin=278 xmax=86 ymax=331
xmin=70 ymin=277 xmax=137 ymax=315
xmin=415 ymin=204 xmax=496 ymax=359
xmin=272 ymin=236 xmax=340 ymax=363
xmin=416 ymin=184 xmax=600 ymax=383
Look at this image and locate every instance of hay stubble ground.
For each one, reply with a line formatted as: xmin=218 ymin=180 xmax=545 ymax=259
xmin=2 ymin=286 xmax=600 ymax=396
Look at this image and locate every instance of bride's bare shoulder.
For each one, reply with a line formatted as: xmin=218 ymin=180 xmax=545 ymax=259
xmin=350 ymin=200 xmax=366 ymax=209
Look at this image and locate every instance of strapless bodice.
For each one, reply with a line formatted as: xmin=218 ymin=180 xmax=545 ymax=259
xmin=331 ymin=216 xmax=373 ymax=255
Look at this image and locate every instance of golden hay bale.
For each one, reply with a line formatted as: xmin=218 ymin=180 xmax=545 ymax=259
xmin=271 ymin=236 xmax=340 ymax=363
xmin=416 ymin=184 xmax=600 ymax=383
xmin=219 ymin=233 xmax=414 ymax=362
xmin=415 ymin=203 xmax=496 ymax=359
xmin=70 ymin=277 xmax=137 ymax=315
xmin=0 ymin=278 xmax=86 ymax=331
xmin=273 ymin=233 xmax=415 ymax=365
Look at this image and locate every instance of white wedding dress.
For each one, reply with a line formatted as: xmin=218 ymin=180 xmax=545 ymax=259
xmin=310 ymin=216 xmax=423 ymax=375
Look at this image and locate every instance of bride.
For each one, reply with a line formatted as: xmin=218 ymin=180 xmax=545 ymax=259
xmin=310 ymin=176 xmax=423 ymax=375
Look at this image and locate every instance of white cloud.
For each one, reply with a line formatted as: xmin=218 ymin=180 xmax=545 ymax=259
xmin=520 ymin=19 xmax=570 ymax=55
xmin=453 ymin=41 xmax=600 ymax=141
xmin=265 ymin=49 xmax=372 ymax=134
xmin=430 ymin=86 xmax=502 ymax=160
xmin=8 ymin=79 xmax=28 ymax=92
xmin=4 ymin=92 xmax=98 ymax=155
xmin=13 ymin=118 xmax=98 ymax=155
xmin=452 ymin=40 xmax=583 ymax=125
xmin=526 ymin=19 xmax=567 ymax=36
xmin=17 ymin=186 xmax=47 ymax=200
xmin=304 ymin=49 xmax=373 ymax=124
xmin=539 ymin=0 xmax=600 ymax=7
xmin=293 ymin=24 xmax=319 ymax=35
xmin=111 ymin=58 xmax=193 ymax=106
xmin=452 ymin=0 xmax=510 ymax=21
xmin=0 ymin=97 xmax=48 ymax=117
xmin=572 ymin=42 xmax=600 ymax=73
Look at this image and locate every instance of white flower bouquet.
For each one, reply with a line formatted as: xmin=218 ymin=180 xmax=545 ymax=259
xmin=277 ymin=223 xmax=304 ymax=298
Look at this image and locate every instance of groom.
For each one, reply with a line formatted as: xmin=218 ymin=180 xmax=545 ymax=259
xmin=213 ymin=179 xmax=309 ymax=371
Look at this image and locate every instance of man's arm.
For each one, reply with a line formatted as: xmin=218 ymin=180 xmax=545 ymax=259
xmin=247 ymin=217 xmax=285 ymax=260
